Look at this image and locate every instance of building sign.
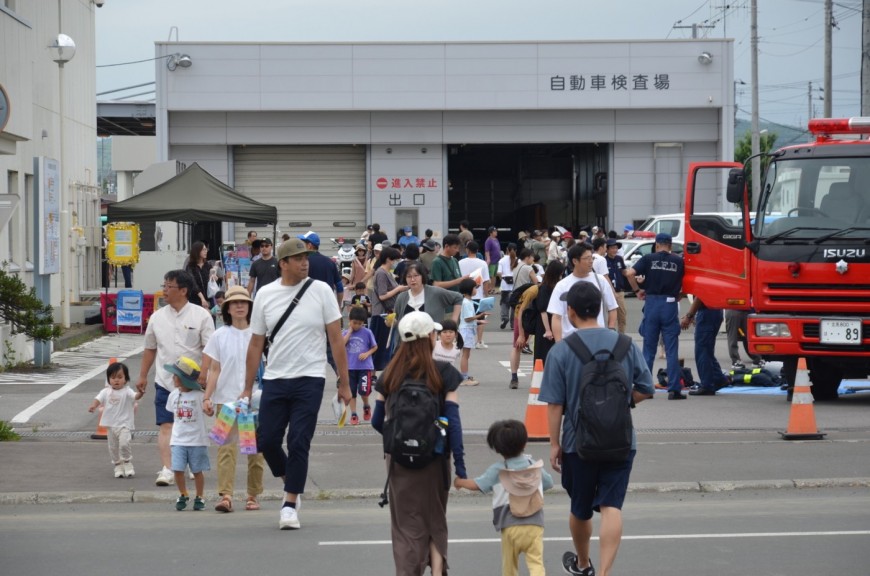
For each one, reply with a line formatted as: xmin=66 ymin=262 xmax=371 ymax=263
xmin=549 ymin=74 xmax=670 ymax=91
xmin=34 ymin=156 xmax=61 ymax=275
xmin=106 ymin=222 xmax=140 ymax=266
xmin=375 ymin=176 xmax=440 ymax=190
xmin=374 ymin=176 xmax=440 ymax=208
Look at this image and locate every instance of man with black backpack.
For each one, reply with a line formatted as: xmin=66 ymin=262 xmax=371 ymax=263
xmin=538 ymin=282 xmax=653 ymax=576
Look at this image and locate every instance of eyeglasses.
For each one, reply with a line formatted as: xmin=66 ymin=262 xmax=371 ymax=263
xmin=162 ymin=284 xmax=179 ymax=290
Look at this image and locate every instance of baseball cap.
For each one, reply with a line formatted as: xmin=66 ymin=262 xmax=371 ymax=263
xmin=624 ymin=224 xmax=634 ymax=231
xmin=551 ymin=230 xmax=561 ymax=238
xmin=421 ymin=239 xmax=437 ymax=252
xmin=487 ymin=226 xmax=497 ymax=233
xmin=277 ymin=238 xmax=313 ymax=260
xmin=562 ymin=231 xmax=573 ymax=240
xmin=373 ymin=243 xmax=383 ymax=251
xmin=397 ymin=311 xmax=442 ymax=343
xmin=578 ymin=230 xmax=589 ymax=238
xmin=606 ymin=238 xmax=622 ymax=248
xmin=517 ymin=231 xmax=528 ymax=240
xmin=498 ymin=459 xmax=545 ymax=517
xmin=260 ymin=237 xmax=273 ymax=245
xmin=297 ymin=230 xmax=321 ymax=247
xmin=559 ymin=281 xmax=602 ymax=318
xmin=164 ymin=357 xmax=202 ymax=390
xmin=655 ymin=232 xmax=673 ymax=244
xmin=404 ymin=226 xmax=412 ymax=233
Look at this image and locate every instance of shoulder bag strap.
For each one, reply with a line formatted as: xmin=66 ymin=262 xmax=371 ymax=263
xmin=268 ymin=278 xmax=313 ymax=346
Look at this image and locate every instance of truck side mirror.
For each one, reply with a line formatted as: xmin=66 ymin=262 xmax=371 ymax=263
xmin=726 ymin=168 xmax=746 ymax=204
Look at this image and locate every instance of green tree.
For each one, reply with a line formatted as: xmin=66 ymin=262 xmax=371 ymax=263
xmin=0 ymin=268 xmax=62 ymax=342
xmin=734 ymin=130 xmax=778 ymax=205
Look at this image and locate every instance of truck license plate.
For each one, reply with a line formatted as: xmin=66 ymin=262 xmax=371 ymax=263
xmin=819 ymin=319 xmax=862 ymax=345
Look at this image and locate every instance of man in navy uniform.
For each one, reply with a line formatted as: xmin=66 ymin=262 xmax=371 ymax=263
xmin=625 ymin=233 xmax=686 ymax=400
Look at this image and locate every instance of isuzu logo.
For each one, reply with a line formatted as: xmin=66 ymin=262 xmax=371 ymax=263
xmin=835 ymin=259 xmax=849 ymax=275
xmin=823 ymin=248 xmax=866 ymax=258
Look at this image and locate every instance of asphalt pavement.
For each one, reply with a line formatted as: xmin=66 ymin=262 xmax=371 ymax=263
xmin=2 ymin=297 xmax=869 ymax=505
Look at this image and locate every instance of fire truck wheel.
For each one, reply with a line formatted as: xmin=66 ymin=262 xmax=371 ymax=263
xmin=808 ymin=360 xmax=841 ymax=402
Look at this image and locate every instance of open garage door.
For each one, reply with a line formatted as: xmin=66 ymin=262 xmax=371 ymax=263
xmin=233 ymin=145 xmax=366 ymax=243
xmin=447 ymin=143 xmax=608 ymax=237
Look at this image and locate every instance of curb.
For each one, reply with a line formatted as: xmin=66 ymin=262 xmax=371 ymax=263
xmin=2 ymin=477 xmax=869 ymax=505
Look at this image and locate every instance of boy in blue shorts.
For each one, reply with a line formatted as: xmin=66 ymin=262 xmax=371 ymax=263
xmin=164 ymin=356 xmax=210 ymax=511
xmin=342 ymin=306 xmax=378 ymax=425
xmin=538 ymin=282 xmax=654 ymax=576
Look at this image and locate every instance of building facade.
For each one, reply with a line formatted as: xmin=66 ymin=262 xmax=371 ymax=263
xmin=1 ymin=1 xmax=100 ymax=361
xmin=156 ymin=39 xmax=734 ymax=245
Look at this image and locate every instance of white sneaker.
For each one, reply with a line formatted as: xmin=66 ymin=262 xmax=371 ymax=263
xmin=474 ymin=342 xmax=488 ymax=349
xmin=123 ymin=462 xmax=135 ymax=478
xmin=461 ymin=377 xmax=479 ymax=386
xmin=279 ymin=506 xmax=300 ymax=530
xmin=155 ymin=467 xmax=174 ymax=486
xmin=114 ymin=464 xmax=125 ymax=478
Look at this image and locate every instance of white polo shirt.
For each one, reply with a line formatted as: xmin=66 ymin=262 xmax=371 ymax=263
xmin=144 ymin=302 xmax=214 ymax=390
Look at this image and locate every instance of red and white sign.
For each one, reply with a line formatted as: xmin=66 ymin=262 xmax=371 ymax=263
xmin=374 ymin=176 xmax=439 ymax=190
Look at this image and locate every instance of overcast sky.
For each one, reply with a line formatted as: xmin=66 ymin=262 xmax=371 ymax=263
xmin=95 ymin=0 xmax=863 ymax=128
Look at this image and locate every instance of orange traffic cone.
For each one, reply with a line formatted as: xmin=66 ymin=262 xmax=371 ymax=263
xmin=91 ymin=357 xmax=117 ymax=440
xmin=780 ymin=358 xmax=826 ymax=440
xmin=524 ymin=359 xmax=549 ymax=442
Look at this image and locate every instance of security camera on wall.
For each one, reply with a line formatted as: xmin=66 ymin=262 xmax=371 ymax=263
xmin=94 ymin=0 xmax=105 ymax=7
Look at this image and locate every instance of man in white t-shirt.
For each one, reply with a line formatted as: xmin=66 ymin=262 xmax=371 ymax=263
xmin=242 ymin=238 xmax=351 ymax=531
xmin=547 ymin=243 xmax=618 ymax=340
xmin=458 ymin=240 xmax=492 ymax=349
xmin=591 ymin=237 xmax=610 ymax=277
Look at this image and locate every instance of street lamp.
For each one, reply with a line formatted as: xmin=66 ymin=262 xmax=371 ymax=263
xmin=49 ymin=33 xmax=76 ymax=329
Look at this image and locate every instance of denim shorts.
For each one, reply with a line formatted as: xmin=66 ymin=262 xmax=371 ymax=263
xmin=561 ymin=450 xmax=636 ymax=520
xmin=154 ymin=384 xmax=174 ymax=425
xmin=170 ymin=445 xmax=210 ymax=473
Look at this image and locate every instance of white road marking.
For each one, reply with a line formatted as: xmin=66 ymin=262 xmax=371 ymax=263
xmin=319 ymin=529 xmax=870 ymax=546
xmin=10 ymin=345 xmax=143 ymax=424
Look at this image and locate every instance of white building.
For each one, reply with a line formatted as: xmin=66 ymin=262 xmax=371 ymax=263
xmin=1 ymin=1 xmax=100 ymax=361
xmin=155 ymin=39 xmax=734 ymax=245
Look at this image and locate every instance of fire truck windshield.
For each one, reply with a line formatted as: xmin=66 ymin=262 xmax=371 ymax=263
xmin=756 ymin=157 xmax=870 ymax=240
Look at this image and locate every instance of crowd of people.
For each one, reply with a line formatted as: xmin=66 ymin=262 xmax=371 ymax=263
xmin=88 ymin=220 xmax=758 ymax=576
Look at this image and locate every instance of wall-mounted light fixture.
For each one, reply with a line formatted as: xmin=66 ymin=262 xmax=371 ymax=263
xmin=698 ymin=52 xmax=713 ymax=65
xmin=166 ymin=53 xmax=192 ymax=71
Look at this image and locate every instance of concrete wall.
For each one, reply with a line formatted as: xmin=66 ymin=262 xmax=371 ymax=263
xmin=0 ymin=1 xmax=99 ymax=362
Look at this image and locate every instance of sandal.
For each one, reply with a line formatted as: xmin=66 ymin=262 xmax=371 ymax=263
xmin=214 ymin=496 xmax=233 ymax=513
xmin=245 ymin=496 xmax=260 ymax=511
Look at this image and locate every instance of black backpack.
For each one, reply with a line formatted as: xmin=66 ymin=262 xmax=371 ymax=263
xmin=508 ymin=279 xmax=534 ymax=308
xmin=565 ymin=332 xmax=634 ymax=462
xmin=521 ymin=303 xmax=539 ymax=334
xmin=382 ymin=379 xmax=443 ymax=469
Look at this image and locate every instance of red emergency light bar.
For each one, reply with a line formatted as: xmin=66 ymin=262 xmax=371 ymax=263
xmin=808 ymin=117 xmax=870 ymax=135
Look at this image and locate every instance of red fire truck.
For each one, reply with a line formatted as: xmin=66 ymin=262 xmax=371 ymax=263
xmin=683 ymin=118 xmax=870 ymax=400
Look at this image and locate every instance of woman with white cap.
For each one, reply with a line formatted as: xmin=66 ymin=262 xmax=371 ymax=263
xmin=201 ymin=286 xmax=265 ymax=513
xmin=371 ymin=311 xmax=467 ymax=576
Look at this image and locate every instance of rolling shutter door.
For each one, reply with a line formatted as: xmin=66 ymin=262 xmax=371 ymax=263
xmin=233 ymin=145 xmax=366 ymax=245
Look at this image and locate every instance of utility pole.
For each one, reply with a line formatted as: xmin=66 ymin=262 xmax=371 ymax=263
xmin=824 ymin=0 xmax=833 ymax=117
xmin=672 ymin=22 xmax=716 ymax=38
xmin=751 ymin=0 xmax=760 ymax=202
xmin=863 ymin=0 xmax=870 ymax=115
